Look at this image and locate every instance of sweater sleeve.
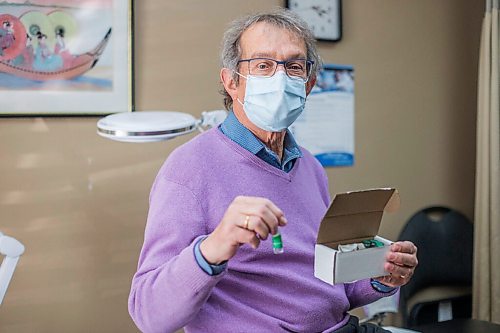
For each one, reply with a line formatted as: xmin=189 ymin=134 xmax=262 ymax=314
xmin=128 ymin=175 xmax=225 ymax=333
xmin=343 ymin=278 xmax=399 ymax=310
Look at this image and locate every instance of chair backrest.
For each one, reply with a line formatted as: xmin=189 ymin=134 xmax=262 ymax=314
xmin=398 ymin=206 xmax=473 ymax=325
xmin=408 ymin=294 xmax=472 ymax=327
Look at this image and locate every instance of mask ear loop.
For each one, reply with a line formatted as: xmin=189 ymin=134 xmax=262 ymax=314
xmin=234 ymin=70 xmax=248 ymax=80
xmin=233 ymin=70 xmax=247 ymax=106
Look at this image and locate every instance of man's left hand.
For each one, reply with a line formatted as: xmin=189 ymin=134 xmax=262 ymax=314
xmin=374 ymin=241 xmax=418 ymax=288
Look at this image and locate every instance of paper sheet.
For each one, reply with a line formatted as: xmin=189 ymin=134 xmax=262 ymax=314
xmin=291 ymin=64 xmax=355 ymax=167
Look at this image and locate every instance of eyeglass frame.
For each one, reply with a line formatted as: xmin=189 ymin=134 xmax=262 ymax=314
xmin=237 ymin=57 xmax=315 ymax=82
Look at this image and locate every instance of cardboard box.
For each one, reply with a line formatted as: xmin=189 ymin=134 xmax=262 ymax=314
xmin=314 ymin=188 xmax=400 ymax=285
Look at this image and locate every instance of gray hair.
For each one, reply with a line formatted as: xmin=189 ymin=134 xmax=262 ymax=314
xmin=220 ymin=8 xmax=322 ymax=111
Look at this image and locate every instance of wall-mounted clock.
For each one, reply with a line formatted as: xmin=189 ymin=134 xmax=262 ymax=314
xmin=286 ymin=0 xmax=342 ymax=42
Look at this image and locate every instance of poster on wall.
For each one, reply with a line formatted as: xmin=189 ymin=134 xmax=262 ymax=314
xmin=290 ymin=64 xmax=355 ymax=167
xmin=0 ymin=0 xmax=133 ymax=115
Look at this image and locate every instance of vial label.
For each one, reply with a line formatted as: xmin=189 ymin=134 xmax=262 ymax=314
xmin=272 ymin=232 xmax=283 ymax=254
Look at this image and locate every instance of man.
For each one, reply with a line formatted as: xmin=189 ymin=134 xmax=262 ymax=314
xmin=129 ymin=9 xmax=418 ymax=333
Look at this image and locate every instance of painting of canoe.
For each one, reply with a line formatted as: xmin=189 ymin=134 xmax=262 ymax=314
xmin=0 ymin=0 xmax=115 ymax=91
xmin=0 ymin=0 xmax=132 ymax=115
xmin=0 ymin=26 xmax=111 ymax=81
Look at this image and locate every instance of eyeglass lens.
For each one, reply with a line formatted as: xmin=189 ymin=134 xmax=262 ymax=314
xmin=247 ymin=59 xmax=309 ymax=80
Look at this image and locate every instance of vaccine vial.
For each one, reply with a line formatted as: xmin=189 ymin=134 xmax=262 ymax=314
xmin=272 ymin=232 xmax=284 ymax=254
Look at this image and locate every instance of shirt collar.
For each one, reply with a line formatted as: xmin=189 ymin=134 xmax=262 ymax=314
xmin=220 ymin=111 xmax=263 ymax=154
xmin=220 ymin=111 xmax=302 ymax=159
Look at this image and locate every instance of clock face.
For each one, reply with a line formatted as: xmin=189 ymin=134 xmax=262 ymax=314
xmin=287 ymin=0 xmax=342 ymax=42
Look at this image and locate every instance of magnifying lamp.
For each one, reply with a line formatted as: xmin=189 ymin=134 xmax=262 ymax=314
xmin=97 ymin=110 xmax=228 ymax=143
xmin=0 ymin=232 xmax=25 ymax=306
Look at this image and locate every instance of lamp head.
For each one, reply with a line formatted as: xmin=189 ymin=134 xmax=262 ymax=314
xmin=97 ymin=110 xmax=227 ymax=143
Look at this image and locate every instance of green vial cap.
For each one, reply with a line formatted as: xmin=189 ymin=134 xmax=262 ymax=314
xmin=362 ymin=239 xmax=385 ymax=248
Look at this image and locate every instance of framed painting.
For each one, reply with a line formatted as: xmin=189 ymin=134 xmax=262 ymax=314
xmin=0 ymin=0 xmax=134 ymax=115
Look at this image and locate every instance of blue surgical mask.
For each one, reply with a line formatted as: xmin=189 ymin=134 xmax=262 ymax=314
xmin=237 ymin=71 xmax=306 ymax=132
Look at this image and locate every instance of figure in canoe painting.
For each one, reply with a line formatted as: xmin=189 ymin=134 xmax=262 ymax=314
xmin=0 ymin=0 xmax=113 ymax=90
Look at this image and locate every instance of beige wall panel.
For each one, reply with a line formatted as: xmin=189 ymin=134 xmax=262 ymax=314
xmin=0 ymin=1 xmax=483 ymax=332
xmin=322 ymin=0 xmax=483 ymax=239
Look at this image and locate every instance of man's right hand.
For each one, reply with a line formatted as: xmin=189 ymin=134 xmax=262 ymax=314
xmin=199 ymin=196 xmax=287 ymax=265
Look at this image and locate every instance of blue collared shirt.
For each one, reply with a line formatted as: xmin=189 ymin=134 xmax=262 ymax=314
xmin=219 ymin=111 xmax=303 ymax=173
xmin=370 ymin=279 xmax=396 ymax=293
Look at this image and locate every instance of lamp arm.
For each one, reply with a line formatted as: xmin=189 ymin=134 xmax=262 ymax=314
xmin=197 ymin=110 xmax=228 ymax=132
xmin=0 ymin=232 xmax=25 ymax=306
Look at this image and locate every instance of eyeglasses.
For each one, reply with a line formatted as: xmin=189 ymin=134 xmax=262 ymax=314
xmin=237 ymin=58 xmax=314 ymax=82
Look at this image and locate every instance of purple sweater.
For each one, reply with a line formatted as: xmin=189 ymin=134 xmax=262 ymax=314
xmin=128 ymin=128 xmax=390 ymax=333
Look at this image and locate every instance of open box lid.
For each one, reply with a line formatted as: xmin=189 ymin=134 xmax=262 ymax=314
xmin=317 ymin=188 xmax=400 ymax=246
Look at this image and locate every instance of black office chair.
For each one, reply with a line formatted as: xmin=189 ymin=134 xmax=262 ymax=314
xmin=398 ymin=206 xmax=473 ymax=328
